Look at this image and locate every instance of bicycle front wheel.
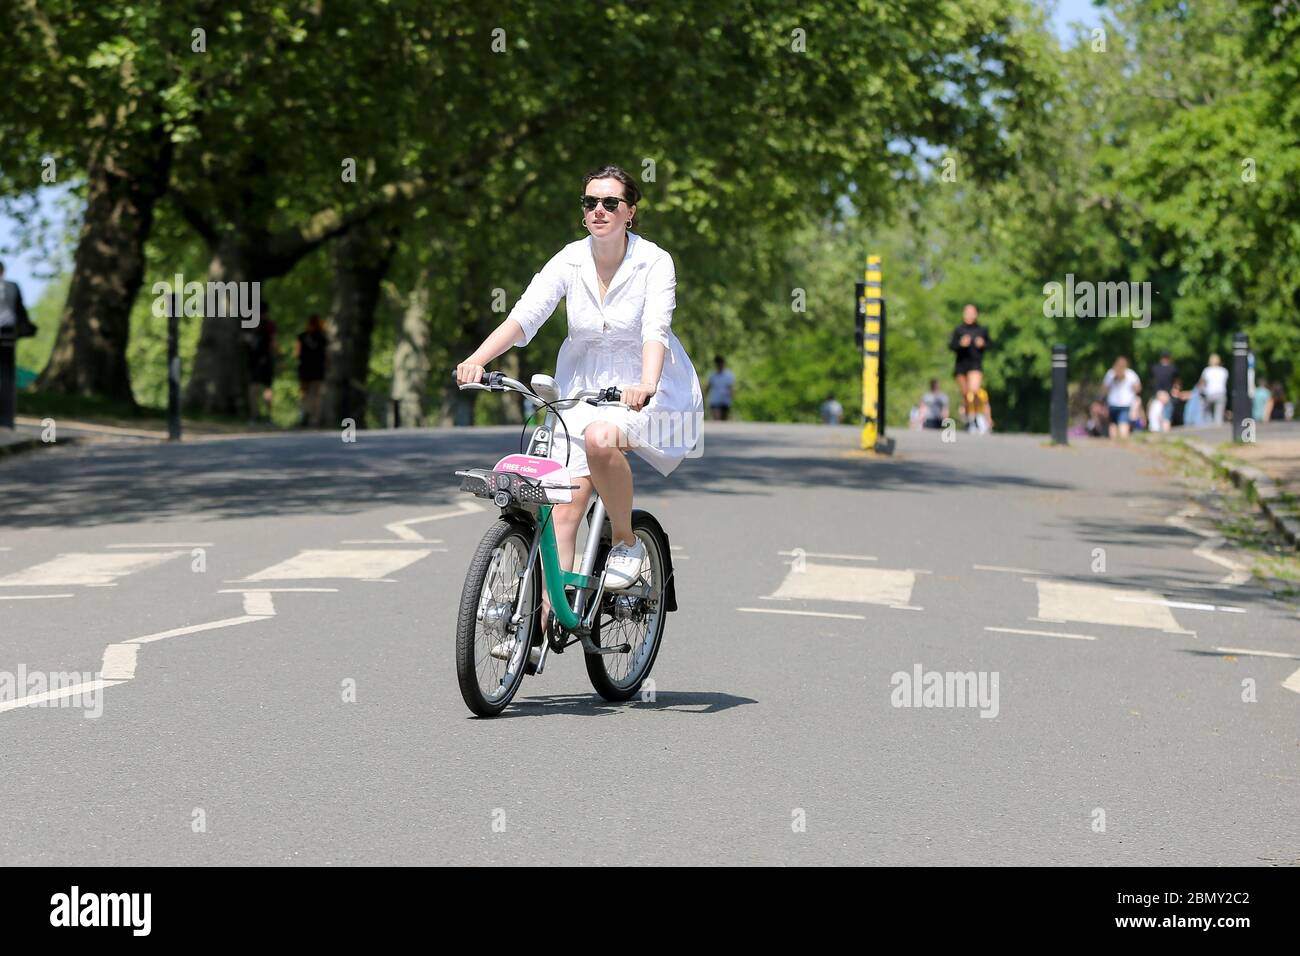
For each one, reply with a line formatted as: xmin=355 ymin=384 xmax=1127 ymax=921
xmin=455 ymin=519 xmax=539 ymax=717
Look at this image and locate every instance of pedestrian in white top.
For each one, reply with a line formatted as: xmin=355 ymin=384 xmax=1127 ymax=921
xmin=1102 ymin=355 xmax=1142 ymax=439
xmin=1198 ymin=353 xmax=1229 ymax=425
xmin=455 ymin=164 xmax=703 ymax=604
xmin=707 ymin=355 xmax=736 ymax=420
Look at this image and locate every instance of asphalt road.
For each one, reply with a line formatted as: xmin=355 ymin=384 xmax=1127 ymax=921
xmin=1 ymin=422 xmax=1296 ymax=865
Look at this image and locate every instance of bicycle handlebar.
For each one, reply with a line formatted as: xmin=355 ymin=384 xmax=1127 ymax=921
xmin=453 ymin=369 xmax=622 ymax=406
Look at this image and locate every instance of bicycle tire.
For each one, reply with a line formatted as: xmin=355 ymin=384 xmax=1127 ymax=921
xmin=455 ymin=518 xmax=539 ymax=717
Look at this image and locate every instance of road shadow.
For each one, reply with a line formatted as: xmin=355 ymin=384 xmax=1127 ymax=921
xmin=0 ymin=426 xmax=1072 ymax=529
xmin=494 ymin=689 xmax=758 ymax=719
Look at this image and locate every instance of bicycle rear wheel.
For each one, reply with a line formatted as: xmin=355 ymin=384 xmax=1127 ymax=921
xmin=456 ymin=519 xmax=539 ymax=717
xmin=584 ymin=513 xmax=668 ymax=701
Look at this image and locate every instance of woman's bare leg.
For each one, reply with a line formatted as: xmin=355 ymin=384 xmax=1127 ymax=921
xmin=583 ymin=422 xmax=636 ymax=547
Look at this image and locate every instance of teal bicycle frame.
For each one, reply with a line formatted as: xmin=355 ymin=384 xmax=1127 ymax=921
xmin=456 ymin=372 xmax=618 ymax=640
xmin=535 ymin=503 xmax=603 ymax=632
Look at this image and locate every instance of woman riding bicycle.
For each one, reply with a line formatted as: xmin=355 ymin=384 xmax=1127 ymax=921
xmin=454 ymin=164 xmax=703 ymax=620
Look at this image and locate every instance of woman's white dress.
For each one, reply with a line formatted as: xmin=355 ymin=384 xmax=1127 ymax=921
xmin=507 ymin=231 xmax=703 ymax=477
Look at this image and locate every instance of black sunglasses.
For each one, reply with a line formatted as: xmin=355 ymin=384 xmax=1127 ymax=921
xmin=581 ymin=195 xmax=631 ymax=213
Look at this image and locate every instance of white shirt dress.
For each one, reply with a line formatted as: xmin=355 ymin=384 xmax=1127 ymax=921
xmin=507 ymin=231 xmax=704 ymax=478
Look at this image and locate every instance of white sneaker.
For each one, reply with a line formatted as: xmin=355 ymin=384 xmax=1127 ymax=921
xmin=603 ymin=538 xmax=647 ymax=590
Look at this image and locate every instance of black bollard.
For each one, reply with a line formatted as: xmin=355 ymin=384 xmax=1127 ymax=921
xmin=1231 ymin=332 xmax=1249 ymax=442
xmin=167 ymin=293 xmax=181 ymax=441
xmin=1051 ymin=344 xmax=1068 ymax=445
xmin=0 ymin=329 xmax=15 ymax=430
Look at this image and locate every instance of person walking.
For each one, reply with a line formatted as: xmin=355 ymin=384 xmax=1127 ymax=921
xmin=0 ymin=261 xmax=36 ymax=339
xmin=707 ymin=355 xmax=735 ymax=421
xmin=820 ymin=394 xmax=844 ymax=424
xmin=1197 ymin=353 xmax=1229 ymax=425
xmin=1252 ymin=379 xmax=1270 ymax=424
xmin=1102 ymin=356 xmax=1141 ymax=439
xmin=1150 ymin=351 xmax=1177 ymax=398
xmin=1265 ymin=382 xmax=1288 ymax=422
xmin=295 ymin=314 xmax=328 ymax=428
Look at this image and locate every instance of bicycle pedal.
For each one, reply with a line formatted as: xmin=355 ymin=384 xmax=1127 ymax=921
xmin=588 ymin=643 xmax=631 ymax=655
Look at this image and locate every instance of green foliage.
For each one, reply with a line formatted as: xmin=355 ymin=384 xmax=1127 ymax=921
xmin=9 ymin=0 xmax=1295 ymax=429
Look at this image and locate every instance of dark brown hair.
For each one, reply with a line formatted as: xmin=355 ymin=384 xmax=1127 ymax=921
xmin=583 ymin=164 xmax=642 ymax=229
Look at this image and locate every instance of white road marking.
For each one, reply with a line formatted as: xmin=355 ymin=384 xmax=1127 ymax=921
xmin=241 ymin=549 xmax=432 ymax=581
xmin=974 ymin=564 xmax=1049 ymax=575
xmin=985 ymin=626 xmax=1097 ymax=642
xmin=100 ymin=643 xmax=139 ymax=680
xmin=769 ymin=562 xmax=915 ymax=606
xmin=0 ymin=551 xmax=185 ymax=588
xmin=737 ymin=607 xmax=865 ymax=620
xmin=341 ymin=539 xmax=445 ymax=546
xmin=106 ymin=543 xmax=213 ymax=549
xmin=1215 ymin=647 xmax=1300 ymax=660
xmin=891 ymin=605 xmax=925 ymax=611
xmin=1112 ymin=596 xmax=1246 ymax=614
xmin=125 ymin=614 xmax=272 ymax=646
xmin=0 ymin=679 xmax=125 ymax=715
xmin=0 ymin=593 xmax=75 ymax=601
xmin=241 ymin=591 xmax=276 ymax=615
xmin=1164 ymin=507 xmax=1252 ymax=587
xmin=217 ymin=587 xmax=338 ymax=593
xmin=384 ymin=501 xmax=485 ymax=541
xmin=1 ymin=593 xmax=277 ymax=719
xmin=1035 ymin=581 xmax=1182 ymax=631
xmin=1284 ymin=668 xmax=1300 ymax=695
xmin=0 ymin=546 xmax=12 ymax=552
xmin=778 ymin=550 xmax=878 ymax=562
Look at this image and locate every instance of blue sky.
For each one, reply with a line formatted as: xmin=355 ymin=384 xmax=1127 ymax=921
xmin=1 ymin=0 xmax=1107 ymax=304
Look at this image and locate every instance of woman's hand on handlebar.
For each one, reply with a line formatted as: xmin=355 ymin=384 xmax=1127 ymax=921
xmin=455 ymin=362 xmax=486 ymax=387
xmin=622 ymin=381 xmax=657 ymax=411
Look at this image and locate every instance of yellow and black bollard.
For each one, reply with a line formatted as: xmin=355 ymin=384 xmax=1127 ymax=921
xmin=859 ymin=255 xmax=894 ymax=454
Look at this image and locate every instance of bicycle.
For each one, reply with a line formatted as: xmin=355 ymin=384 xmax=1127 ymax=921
xmin=452 ymin=370 xmax=678 ymax=717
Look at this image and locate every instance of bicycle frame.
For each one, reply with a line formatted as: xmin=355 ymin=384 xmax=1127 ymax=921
xmin=535 ymin=500 xmax=607 ymax=633
xmin=459 ymin=373 xmax=615 ymax=637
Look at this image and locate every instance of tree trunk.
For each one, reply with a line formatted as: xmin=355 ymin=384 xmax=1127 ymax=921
xmin=183 ymin=236 xmax=255 ymax=416
xmin=323 ymin=222 xmax=399 ymax=429
xmin=391 ymin=279 xmax=431 ymax=428
xmin=37 ymin=127 xmax=172 ymax=402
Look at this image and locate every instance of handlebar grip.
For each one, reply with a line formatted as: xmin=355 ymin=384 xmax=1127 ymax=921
xmin=452 ymin=368 xmax=503 ymax=388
